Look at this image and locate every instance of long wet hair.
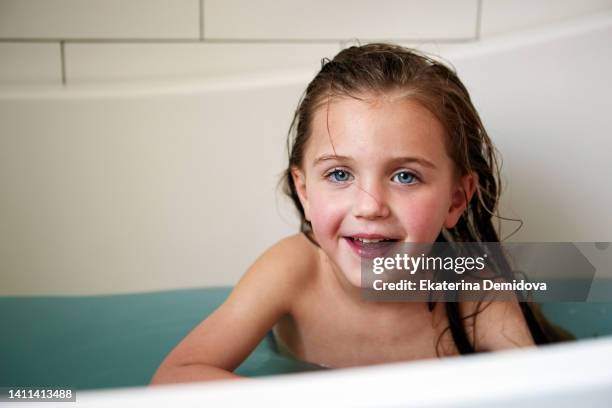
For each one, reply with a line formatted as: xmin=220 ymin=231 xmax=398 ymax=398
xmin=278 ymin=43 xmax=570 ymax=354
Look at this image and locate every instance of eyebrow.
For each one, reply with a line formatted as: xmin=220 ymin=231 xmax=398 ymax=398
xmin=313 ymin=154 xmax=437 ymax=169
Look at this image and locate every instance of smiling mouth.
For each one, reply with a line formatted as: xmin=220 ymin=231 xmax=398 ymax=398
xmin=346 ymin=237 xmax=398 ymax=243
xmin=343 ymin=236 xmax=400 ymax=258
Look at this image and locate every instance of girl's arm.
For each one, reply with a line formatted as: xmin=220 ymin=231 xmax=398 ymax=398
xmin=149 ymin=235 xmax=307 ymax=384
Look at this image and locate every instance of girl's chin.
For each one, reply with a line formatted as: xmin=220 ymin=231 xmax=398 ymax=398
xmin=342 ymin=267 xmax=366 ymax=288
xmin=320 ymin=240 xmax=366 ymax=288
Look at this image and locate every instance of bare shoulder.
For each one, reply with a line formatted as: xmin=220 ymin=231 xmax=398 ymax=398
xmin=154 ymin=233 xmax=319 ymax=372
xmin=235 ymin=233 xmax=319 ymax=313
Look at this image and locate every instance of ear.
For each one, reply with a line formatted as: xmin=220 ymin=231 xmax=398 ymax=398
xmin=444 ymin=171 xmax=478 ymax=229
xmin=291 ymin=166 xmax=311 ymax=221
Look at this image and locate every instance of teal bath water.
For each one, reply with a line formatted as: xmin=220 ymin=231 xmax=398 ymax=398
xmin=1 ymin=287 xmax=610 ymax=390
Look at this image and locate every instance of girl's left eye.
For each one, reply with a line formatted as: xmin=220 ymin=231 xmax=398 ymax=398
xmin=392 ymin=171 xmax=418 ymax=184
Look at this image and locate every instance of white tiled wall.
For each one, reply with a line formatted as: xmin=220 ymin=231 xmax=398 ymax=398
xmin=480 ymin=0 xmax=612 ymax=37
xmin=0 ymin=42 xmax=61 ymax=84
xmin=0 ymin=0 xmax=199 ymax=40
xmin=64 ymin=42 xmax=340 ymax=83
xmin=1 ymin=0 xmax=610 ymax=85
xmin=203 ymin=0 xmax=478 ymax=40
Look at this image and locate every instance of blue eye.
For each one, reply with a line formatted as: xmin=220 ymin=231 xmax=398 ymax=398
xmin=393 ymin=171 xmax=417 ymax=184
xmin=327 ymin=169 xmax=353 ymax=183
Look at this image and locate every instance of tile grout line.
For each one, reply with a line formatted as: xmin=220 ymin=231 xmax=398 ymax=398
xmin=60 ymin=40 xmax=66 ymax=85
xmin=199 ymin=0 xmax=204 ymax=40
xmin=475 ymin=0 xmax=483 ymax=40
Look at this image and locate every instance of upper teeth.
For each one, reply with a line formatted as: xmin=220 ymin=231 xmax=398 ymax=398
xmin=355 ymin=238 xmax=385 ymax=243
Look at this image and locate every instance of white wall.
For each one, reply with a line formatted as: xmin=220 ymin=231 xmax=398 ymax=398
xmin=1 ymin=2 xmax=611 ymax=295
xmin=2 ymin=0 xmax=612 ymax=85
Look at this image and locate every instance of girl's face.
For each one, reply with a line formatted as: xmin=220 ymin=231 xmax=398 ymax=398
xmin=291 ymin=93 xmax=476 ymax=287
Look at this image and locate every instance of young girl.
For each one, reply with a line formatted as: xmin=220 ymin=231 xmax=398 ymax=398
xmin=150 ymin=43 xmax=566 ymax=384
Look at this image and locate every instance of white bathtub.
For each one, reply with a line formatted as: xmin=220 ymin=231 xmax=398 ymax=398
xmin=78 ymin=336 xmax=612 ymax=407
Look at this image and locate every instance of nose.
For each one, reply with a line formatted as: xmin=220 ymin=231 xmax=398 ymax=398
xmin=352 ymin=181 xmax=390 ymax=219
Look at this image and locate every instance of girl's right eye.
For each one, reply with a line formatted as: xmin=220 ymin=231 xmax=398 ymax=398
xmin=325 ymin=168 xmax=353 ymax=183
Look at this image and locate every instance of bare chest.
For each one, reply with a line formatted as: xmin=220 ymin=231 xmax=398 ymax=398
xmin=273 ymin=293 xmax=449 ymax=368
